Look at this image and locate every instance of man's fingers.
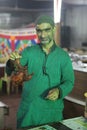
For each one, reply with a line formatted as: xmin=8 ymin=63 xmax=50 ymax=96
xmin=45 ymin=88 xmax=59 ymax=101
xmin=46 ymin=95 xmax=57 ymax=101
xmin=10 ymin=51 xmax=22 ymax=60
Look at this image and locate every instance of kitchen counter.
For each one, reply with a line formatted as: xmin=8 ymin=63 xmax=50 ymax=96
xmin=69 ymin=52 xmax=87 ymax=72
xmin=73 ymin=62 xmax=87 ymax=72
xmin=63 ymin=69 xmax=87 ymax=119
xmin=0 ymin=64 xmax=5 ymax=67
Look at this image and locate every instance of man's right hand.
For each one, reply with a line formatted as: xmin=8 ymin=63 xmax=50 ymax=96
xmin=10 ymin=51 xmax=22 ymax=60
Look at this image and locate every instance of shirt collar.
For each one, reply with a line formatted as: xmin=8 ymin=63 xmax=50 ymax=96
xmin=39 ymin=40 xmax=57 ymax=53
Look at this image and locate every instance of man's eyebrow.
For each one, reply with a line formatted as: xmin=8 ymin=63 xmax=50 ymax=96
xmin=36 ymin=27 xmax=51 ymax=31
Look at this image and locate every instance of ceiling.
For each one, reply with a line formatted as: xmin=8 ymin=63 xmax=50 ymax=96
xmin=0 ymin=0 xmax=87 ymax=12
xmin=63 ymin=0 xmax=87 ymax=5
xmin=0 ymin=0 xmax=53 ymax=12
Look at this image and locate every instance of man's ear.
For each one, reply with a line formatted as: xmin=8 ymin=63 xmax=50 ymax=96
xmin=53 ymin=26 xmax=56 ymax=33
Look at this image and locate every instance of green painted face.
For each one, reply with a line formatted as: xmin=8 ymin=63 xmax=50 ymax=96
xmin=36 ymin=23 xmax=55 ymax=45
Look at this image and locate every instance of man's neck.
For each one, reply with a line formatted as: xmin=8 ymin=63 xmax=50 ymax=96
xmin=42 ymin=41 xmax=54 ymax=54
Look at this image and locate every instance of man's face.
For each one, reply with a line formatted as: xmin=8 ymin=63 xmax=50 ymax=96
xmin=36 ymin=23 xmax=55 ymax=45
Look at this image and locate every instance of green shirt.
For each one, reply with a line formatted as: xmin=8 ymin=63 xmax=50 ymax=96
xmin=6 ymin=44 xmax=74 ymax=128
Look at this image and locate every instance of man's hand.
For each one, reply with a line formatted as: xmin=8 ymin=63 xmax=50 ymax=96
xmin=46 ymin=88 xmax=59 ymax=101
xmin=10 ymin=51 xmax=22 ymax=61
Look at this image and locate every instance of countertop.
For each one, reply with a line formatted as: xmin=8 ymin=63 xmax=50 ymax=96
xmin=19 ymin=117 xmax=87 ymax=130
xmin=69 ymin=52 xmax=87 ymax=72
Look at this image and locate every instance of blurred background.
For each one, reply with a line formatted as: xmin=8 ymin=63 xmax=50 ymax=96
xmin=0 ymin=0 xmax=87 ymax=49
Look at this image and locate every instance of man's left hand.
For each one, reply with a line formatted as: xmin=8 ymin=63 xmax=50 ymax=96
xmin=46 ymin=88 xmax=59 ymax=101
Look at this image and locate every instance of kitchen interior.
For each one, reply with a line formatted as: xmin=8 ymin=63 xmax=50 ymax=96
xmin=0 ymin=0 xmax=87 ymax=130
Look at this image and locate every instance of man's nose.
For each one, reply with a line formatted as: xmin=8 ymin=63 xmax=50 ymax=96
xmin=41 ymin=31 xmax=46 ymax=37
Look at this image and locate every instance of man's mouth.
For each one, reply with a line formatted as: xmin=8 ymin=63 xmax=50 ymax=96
xmin=41 ymin=38 xmax=48 ymax=42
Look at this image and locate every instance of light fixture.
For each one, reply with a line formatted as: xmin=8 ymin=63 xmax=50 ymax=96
xmin=54 ymin=0 xmax=62 ymax=23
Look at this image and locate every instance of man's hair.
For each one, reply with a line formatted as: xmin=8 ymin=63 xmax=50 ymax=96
xmin=35 ymin=15 xmax=55 ymax=27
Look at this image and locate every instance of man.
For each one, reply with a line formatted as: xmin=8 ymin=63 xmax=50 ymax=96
xmin=6 ymin=15 xmax=74 ymax=129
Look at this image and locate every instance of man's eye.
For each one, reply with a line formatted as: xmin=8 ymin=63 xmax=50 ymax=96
xmin=45 ymin=28 xmax=51 ymax=31
xmin=36 ymin=29 xmax=41 ymax=33
xmin=36 ymin=28 xmax=51 ymax=33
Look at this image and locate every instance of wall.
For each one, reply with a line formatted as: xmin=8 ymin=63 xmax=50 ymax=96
xmin=0 ymin=11 xmax=53 ymax=29
xmin=61 ymin=4 xmax=87 ymax=49
xmin=0 ymin=0 xmax=53 ymax=29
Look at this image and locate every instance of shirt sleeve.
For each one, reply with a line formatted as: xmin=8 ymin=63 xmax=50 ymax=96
xmin=58 ymin=53 xmax=75 ymax=99
xmin=20 ymin=48 xmax=28 ymax=66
